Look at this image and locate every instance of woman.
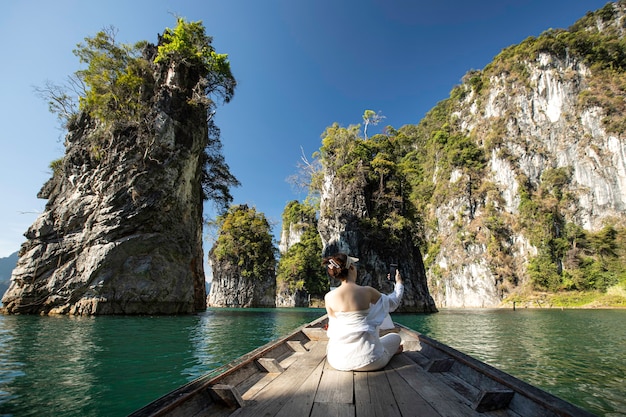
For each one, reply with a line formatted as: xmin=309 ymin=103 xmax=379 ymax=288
xmin=322 ymin=253 xmax=404 ymax=371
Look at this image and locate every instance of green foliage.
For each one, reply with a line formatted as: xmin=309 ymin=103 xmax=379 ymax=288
xmin=49 ymin=158 xmax=64 ymax=176
xmin=276 ymin=225 xmax=327 ymax=296
xmin=74 ymin=28 xmax=150 ymax=125
xmin=316 ymin=117 xmax=422 ymax=247
xmin=318 ymin=123 xmax=363 ymax=179
xmin=276 ymin=201 xmax=327 ymax=296
xmin=212 ymin=205 xmax=276 ymax=279
xmin=444 ymin=135 xmax=485 ymax=171
xmin=549 ymin=291 xmax=598 ymax=307
xmin=462 ymin=70 xmax=484 ymax=94
xmin=541 ymin=167 xmax=573 ymax=200
xmin=156 ymin=18 xmax=235 ymax=104
xmin=362 ymin=109 xmax=385 ymax=139
xmin=282 ymin=200 xmax=316 ymax=226
xmin=528 ymin=253 xmax=562 ymax=291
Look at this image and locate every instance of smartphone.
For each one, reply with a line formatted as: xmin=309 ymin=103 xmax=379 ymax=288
xmin=389 ymin=263 xmax=398 ymax=281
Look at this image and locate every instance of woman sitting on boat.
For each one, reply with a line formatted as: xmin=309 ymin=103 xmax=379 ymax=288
xmin=322 ymin=253 xmax=404 ymax=371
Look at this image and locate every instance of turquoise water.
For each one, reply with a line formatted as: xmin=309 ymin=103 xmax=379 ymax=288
xmin=0 ymin=308 xmax=624 ymax=417
xmin=394 ymin=309 xmax=626 ymax=417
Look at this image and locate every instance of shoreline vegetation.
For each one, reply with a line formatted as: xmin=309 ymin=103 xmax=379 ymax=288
xmin=502 ymin=285 xmax=626 ymax=309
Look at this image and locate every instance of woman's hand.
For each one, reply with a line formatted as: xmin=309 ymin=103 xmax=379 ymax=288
xmin=394 ymin=269 xmax=403 ymax=284
xmin=386 ymin=269 xmax=403 ymax=284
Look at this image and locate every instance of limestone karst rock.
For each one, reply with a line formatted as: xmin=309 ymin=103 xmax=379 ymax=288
xmin=276 ymin=216 xmax=311 ymax=308
xmin=423 ymin=2 xmax=626 ymax=307
xmin=317 ymin=163 xmax=438 ymax=313
xmin=2 ymin=24 xmax=236 ymax=315
xmin=207 ymin=205 xmax=276 ymax=308
xmin=275 ymin=201 xmax=325 ymax=307
xmin=207 ymin=259 xmax=277 ymax=308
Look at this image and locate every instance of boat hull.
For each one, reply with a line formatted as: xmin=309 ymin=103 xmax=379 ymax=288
xmin=130 ymin=314 xmax=596 ymax=417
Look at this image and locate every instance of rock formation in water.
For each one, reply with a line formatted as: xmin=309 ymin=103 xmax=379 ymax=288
xmin=316 ymin=123 xmax=438 ymax=313
xmin=0 ymin=252 xmax=18 ymax=297
xmin=2 ymin=21 xmax=237 ymax=315
xmin=276 ymin=200 xmax=326 ymax=307
xmin=207 ymin=205 xmax=276 ymax=307
xmin=420 ymin=3 xmax=626 ymax=307
xmin=276 ymin=202 xmax=310 ymax=307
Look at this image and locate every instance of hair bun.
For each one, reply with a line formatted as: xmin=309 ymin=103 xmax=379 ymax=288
xmin=327 ymin=266 xmax=340 ymax=278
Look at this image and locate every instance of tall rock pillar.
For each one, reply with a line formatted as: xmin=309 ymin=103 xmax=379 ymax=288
xmin=318 ymin=169 xmax=437 ymax=313
xmin=2 ymin=36 xmax=220 ymax=315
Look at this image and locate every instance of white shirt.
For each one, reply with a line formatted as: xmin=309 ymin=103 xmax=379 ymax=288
xmin=326 ymin=283 xmax=404 ymax=371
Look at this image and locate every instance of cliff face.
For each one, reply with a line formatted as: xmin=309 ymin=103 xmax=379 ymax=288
xmin=425 ymin=3 xmax=626 ymax=307
xmin=318 ymin=168 xmax=437 ymax=313
xmin=276 ymin=222 xmax=309 ymax=308
xmin=207 ymin=257 xmax=277 ymax=308
xmin=278 ymin=222 xmax=307 ymax=255
xmin=207 ymin=205 xmax=276 ymax=308
xmin=2 ymin=43 xmax=212 ymax=314
xmin=276 ymin=201 xmax=323 ymax=307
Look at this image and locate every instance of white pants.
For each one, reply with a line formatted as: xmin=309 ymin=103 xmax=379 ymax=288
xmin=353 ymin=333 xmax=402 ymax=371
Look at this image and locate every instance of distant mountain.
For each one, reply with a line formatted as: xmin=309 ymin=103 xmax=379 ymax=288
xmin=0 ymin=251 xmax=18 ymax=297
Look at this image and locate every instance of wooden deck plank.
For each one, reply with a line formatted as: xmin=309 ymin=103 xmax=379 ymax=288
xmin=239 ymin=372 xmax=277 ymax=401
xmin=274 ymin=360 xmax=325 ymax=417
xmin=311 ymin=402 xmax=355 ymax=417
xmin=354 ymin=357 xmax=430 ymax=417
xmin=229 ymin=341 xmax=327 ymax=417
xmin=314 ymin=360 xmax=354 ymax=404
xmin=384 ymin=357 xmax=442 ymax=417
xmin=353 ymin=371 xmax=377 ymax=417
xmin=366 ymin=370 xmax=402 ymax=417
xmin=388 ymin=354 xmax=484 ymax=417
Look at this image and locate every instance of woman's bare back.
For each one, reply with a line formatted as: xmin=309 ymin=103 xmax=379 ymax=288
xmin=325 ymin=283 xmax=381 ymax=316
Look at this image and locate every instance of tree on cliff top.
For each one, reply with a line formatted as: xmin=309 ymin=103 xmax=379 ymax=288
xmin=315 ymin=120 xmax=419 ymax=248
xmin=211 ymin=205 xmax=276 ymax=279
xmin=37 ymin=18 xmax=239 ymax=212
xmin=276 ymin=200 xmax=327 ymax=297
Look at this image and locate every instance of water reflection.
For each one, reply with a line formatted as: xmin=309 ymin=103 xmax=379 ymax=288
xmin=186 ymin=308 xmax=325 ymax=380
xmin=0 ymin=316 xmax=25 ymax=407
xmin=0 ymin=315 xmax=100 ymax=416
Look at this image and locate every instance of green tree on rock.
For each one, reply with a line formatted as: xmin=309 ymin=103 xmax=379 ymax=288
xmin=211 ymin=205 xmax=276 ymax=280
xmin=276 ymin=201 xmax=327 ymax=299
xmin=38 ymin=18 xmax=239 ymax=212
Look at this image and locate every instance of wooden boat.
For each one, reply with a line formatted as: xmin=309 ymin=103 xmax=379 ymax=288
xmin=129 ymin=314 xmax=596 ymax=417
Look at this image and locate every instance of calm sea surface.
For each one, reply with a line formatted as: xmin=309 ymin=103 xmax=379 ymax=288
xmin=0 ymin=308 xmax=624 ymax=417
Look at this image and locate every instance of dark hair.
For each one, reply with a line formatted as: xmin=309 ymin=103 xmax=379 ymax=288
xmin=322 ymin=253 xmax=349 ymax=280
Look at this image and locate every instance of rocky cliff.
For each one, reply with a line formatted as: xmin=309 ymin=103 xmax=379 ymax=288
xmin=317 ymin=143 xmax=438 ymax=313
xmin=276 ymin=200 xmax=324 ymax=307
xmin=422 ymin=2 xmax=626 ymax=307
xmin=0 ymin=252 xmax=18 ymax=297
xmin=208 ymin=260 xmax=277 ymax=307
xmin=2 ymin=22 xmax=236 ymax=315
xmin=276 ymin=217 xmax=309 ymax=308
xmin=207 ymin=205 xmax=276 ymax=307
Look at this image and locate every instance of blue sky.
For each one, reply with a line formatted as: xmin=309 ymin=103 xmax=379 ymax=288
xmin=0 ymin=0 xmax=609 ymax=260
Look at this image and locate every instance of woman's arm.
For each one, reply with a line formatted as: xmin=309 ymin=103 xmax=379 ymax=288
xmin=368 ymin=287 xmax=382 ymax=305
xmin=324 ymin=292 xmax=335 ymax=318
xmin=386 ymin=269 xmax=404 ymax=312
